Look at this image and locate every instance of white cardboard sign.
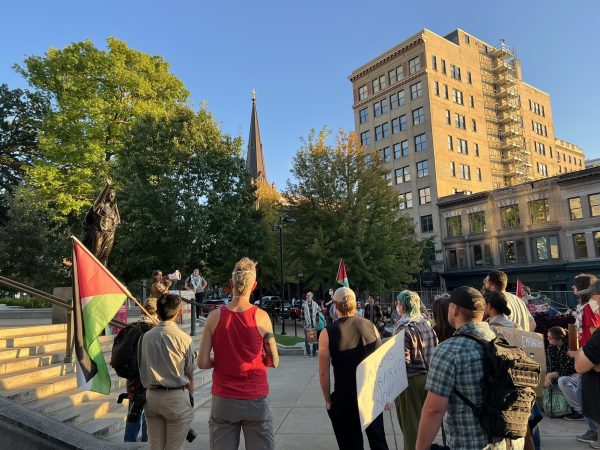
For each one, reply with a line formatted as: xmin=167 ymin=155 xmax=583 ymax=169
xmin=356 ymin=331 xmax=408 ymax=430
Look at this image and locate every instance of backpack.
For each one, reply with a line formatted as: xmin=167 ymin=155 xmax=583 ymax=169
xmin=543 ymin=385 xmax=570 ymax=418
xmin=110 ymin=322 xmax=153 ymax=379
xmin=316 ymin=311 xmax=326 ymax=331
xmin=452 ymin=333 xmax=540 ymax=441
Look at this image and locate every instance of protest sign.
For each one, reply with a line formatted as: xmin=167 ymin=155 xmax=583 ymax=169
xmin=356 ymin=331 xmax=408 ymax=430
xmin=496 ymin=327 xmax=546 ymax=396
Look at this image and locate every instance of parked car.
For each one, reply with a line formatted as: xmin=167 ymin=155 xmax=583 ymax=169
xmin=290 ymin=302 xmax=329 ymax=321
xmin=258 ymin=296 xmax=291 ymax=318
xmin=200 ymin=299 xmax=227 ymax=317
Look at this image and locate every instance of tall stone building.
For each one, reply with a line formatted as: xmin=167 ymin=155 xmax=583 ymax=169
xmin=349 ymin=28 xmax=585 ymax=265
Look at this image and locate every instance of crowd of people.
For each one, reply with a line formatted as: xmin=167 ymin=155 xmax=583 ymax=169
xmin=117 ymin=262 xmax=600 ymax=450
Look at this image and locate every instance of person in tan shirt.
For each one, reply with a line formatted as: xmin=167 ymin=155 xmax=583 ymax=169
xmin=139 ymin=294 xmax=195 ymax=450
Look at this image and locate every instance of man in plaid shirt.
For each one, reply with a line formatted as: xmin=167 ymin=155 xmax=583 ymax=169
xmin=415 ymin=287 xmax=524 ymax=450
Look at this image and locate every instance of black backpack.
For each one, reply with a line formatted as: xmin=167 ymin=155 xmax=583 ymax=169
xmin=452 ymin=333 xmax=541 ymax=441
xmin=110 ymin=322 xmax=153 ymax=379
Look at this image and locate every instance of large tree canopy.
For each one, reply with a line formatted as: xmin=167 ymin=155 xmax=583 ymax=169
xmin=15 ymin=38 xmax=189 ymax=220
xmin=285 ymin=129 xmax=423 ymax=293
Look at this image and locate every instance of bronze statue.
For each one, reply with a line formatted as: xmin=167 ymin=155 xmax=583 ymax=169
xmin=82 ymin=180 xmax=121 ymax=265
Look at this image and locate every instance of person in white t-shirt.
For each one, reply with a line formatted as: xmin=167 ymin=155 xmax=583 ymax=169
xmin=483 ymin=270 xmax=536 ymax=332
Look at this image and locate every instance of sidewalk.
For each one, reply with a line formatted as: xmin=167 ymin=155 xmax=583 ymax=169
xmin=186 ymin=355 xmax=590 ymax=450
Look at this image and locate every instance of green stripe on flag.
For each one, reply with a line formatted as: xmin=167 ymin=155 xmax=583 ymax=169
xmin=82 ymin=293 xmax=127 ymax=394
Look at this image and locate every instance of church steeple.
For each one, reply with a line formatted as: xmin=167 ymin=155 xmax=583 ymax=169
xmin=246 ymin=89 xmax=267 ymax=182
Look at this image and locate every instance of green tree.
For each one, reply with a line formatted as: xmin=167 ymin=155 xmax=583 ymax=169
xmin=0 ymin=84 xmax=49 ymax=224
xmin=15 ymin=38 xmax=189 ymax=220
xmin=110 ymin=107 xmax=263 ymax=285
xmin=285 ymin=129 xmax=422 ymax=294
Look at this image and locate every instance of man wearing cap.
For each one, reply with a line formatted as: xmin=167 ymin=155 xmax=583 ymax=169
xmin=416 ymin=286 xmax=524 ymax=450
xmin=483 ymin=270 xmax=536 ymax=332
xmin=318 ymin=287 xmax=389 ymax=450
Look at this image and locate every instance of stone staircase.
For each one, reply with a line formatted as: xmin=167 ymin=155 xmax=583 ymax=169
xmin=0 ymin=321 xmax=211 ymax=442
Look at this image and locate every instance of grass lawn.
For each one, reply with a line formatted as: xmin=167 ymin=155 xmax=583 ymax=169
xmin=275 ymin=334 xmax=304 ymax=346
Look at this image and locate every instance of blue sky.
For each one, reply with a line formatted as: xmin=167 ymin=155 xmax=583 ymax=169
xmin=1 ymin=0 xmax=598 ymax=190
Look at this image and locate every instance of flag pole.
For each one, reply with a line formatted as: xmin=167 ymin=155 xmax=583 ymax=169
xmin=70 ymin=236 xmax=158 ymax=325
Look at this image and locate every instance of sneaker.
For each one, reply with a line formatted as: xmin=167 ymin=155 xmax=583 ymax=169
xmin=304 ymin=354 xmax=310 ymax=358
xmin=576 ymin=432 xmax=598 ymax=443
xmin=591 ymin=440 xmax=600 ymax=449
xmin=564 ymin=412 xmax=585 ymax=421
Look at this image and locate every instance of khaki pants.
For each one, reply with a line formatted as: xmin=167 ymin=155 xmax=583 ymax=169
xmin=145 ymin=388 xmax=194 ymax=450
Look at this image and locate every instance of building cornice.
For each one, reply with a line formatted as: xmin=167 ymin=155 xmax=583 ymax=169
xmin=437 ymin=191 xmax=488 ymax=207
xmin=348 ymin=31 xmax=426 ymax=83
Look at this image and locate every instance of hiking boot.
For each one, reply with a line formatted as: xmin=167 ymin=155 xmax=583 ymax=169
xmin=564 ymin=412 xmax=584 ymax=421
xmin=576 ymin=431 xmax=598 ymax=443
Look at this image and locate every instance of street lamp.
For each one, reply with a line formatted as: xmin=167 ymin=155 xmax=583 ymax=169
xmin=273 ymin=216 xmax=295 ymax=335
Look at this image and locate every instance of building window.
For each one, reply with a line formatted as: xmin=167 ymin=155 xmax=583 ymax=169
xmin=392 ymin=117 xmax=400 ymax=134
xmin=399 ymin=114 xmax=407 ymax=131
xmin=501 ymin=239 xmax=527 ymax=264
xmin=453 ymin=89 xmax=463 ymax=105
xmin=379 ymin=147 xmax=391 ymax=163
xmin=395 ymin=165 xmax=411 ymax=184
xmin=450 ymin=161 xmax=456 ymax=177
xmin=394 ymin=140 xmax=409 ymax=159
xmin=459 ymin=164 xmax=471 ymax=180
xmin=373 ymin=98 xmax=388 ymax=117
xmin=531 ymin=235 xmax=560 ymax=261
xmin=477 ymin=168 xmax=482 ymax=181
xmin=390 ymin=90 xmax=405 ymax=109
xmin=417 ymin=160 xmax=429 ymax=177
xmin=364 ymin=154 xmax=372 ymax=167
xmin=446 ymin=216 xmax=463 ymax=237
xmin=410 ymin=81 xmax=423 ymax=100
xmin=500 ymin=204 xmax=520 ymax=228
xmin=454 ymin=113 xmax=466 ymax=129
xmin=589 ymin=194 xmax=600 ymax=217
xmin=446 ymin=248 xmax=467 ymax=269
xmin=450 ymin=64 xmax=461 ymax=81
xmin=389 ymin=65 xmax=403 ymax=85
xmin=434 ymin=81 xmax=440 ymax=96
xmin=445 ymin=110 xmax=451 ymax=125
xmin=528 ymin=199 xmax=550 ymax=223
xmin=441 ymin=59 xmax=446 ymax=74
xmin=448 ymin=135 xmax=453 ymax=151
xmin=538 ymin=163 xmax=548 ymax=176
xmin=472 ymin=119 xmax=477 ymax=132
xmin=358 ymin=85 xmax=368 ymax=101
xmin=569 ymin=197 xmax=583 ymax=220
xmin=431 ymin=56 xmax=437 ymax=70
xmin=594 ymin=231 xmax=600 ymax=257
xmin=469 ymin=95 xmax=474 ymax=107
xmin=474 ymin=143 xmax=479 ymax=156
xmin=467 ymin=72 xmax=472 ymax=84
xmin=414 ymin=133 xmax=427 ymax=151
xmin=409 ymin=56 xmax=421 ymax=74
xmin=372 ymin=74 xmax=386 ymax=94
xmin=385 ymin=172 xmax=392 ymax=186
xmin=360 ymin=131 xmax=370 ymax=146
xmin=472 ymin=243 xmax=493 ymax=266
xmin=444 ymin=84 xmax=449 ymax=99
xmin=457 ymin=138 xmax=468 ymax=155
xmin=469 ymin=211 xmax=486 ymax=234
xmin=421 ymin=215 xmax=434 ymax=233
xmin=375 ymin=122 xmax=389 ymax=141
xmin=419 ymin=187 xmax=431 ymax=204
xmin=412 ymin=107 xmax=425 ymax=125
xmin=359 ymin=108 xmax=368 ymax=124
xmin=573 ymin=233 xmax=588 ymax=258
xmin=398 ymin=192 xmax=413 ymax=210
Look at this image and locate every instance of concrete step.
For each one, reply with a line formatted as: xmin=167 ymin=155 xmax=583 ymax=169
xmin=2 ymin=373 xmax=79 ymax=403
xmin=0 ymin=361 xmax=74 ymax=389
xmin=78 ymin=411 xmax=126 ymax=439
xmin=24 ymin=377 xmax=128 ymax=415
xmin=0 ymin=352 xmax=64 ymax=375
xmin=0 ymin=331 xmax=67 ymax=348
xmin=0 ymin=324 xmax=66 ymax=340
xmin=51 ymin=396 xmax=128 ymax=426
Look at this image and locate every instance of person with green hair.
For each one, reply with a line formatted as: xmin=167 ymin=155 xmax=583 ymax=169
xmin=391 ymin=290 xmax=438 ymax=450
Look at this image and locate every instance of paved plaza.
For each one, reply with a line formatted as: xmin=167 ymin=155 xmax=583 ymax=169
xmin=185 ymin=355 xmax=589 ymax=450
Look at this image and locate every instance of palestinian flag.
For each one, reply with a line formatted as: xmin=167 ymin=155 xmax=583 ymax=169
xmin=516 ymin=278 xmax=525 ymax=298
xmin=337 ymin=259 xmax=349 ymax=288
xmin=72 ymin=236 xmax=129 ymax=394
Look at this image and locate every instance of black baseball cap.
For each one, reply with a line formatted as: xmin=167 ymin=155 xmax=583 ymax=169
xmin=441 ymin=286 xmax=485 ymax=312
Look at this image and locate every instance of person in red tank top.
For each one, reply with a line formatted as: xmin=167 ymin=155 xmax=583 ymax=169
xmin=198 ymin=257 xmax=279 ymax=450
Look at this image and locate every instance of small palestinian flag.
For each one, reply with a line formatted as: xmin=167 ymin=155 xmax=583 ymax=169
xmin=72 ymin=236 xmax=129 ymax=394
xmin=337 ymin=259 xmax=349 ymax=288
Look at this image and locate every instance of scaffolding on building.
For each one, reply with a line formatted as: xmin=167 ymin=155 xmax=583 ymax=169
xmin=479 ymin=40 xmax=532 ymax=188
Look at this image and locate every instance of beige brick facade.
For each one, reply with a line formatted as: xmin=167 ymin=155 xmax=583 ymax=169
xmin=349 ymin=28 xmax=585 ymax=264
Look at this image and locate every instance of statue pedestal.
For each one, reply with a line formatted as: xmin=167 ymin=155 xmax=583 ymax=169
xmin=52 ymin=287 xmax=72 ymax=324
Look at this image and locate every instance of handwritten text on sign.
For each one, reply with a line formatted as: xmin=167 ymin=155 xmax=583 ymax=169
xmin=356 ymin=331 xmax=408 ymax=430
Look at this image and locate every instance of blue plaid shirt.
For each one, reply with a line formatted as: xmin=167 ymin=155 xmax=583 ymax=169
xmin=425 ymin=321 xmax=497 ymax=450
